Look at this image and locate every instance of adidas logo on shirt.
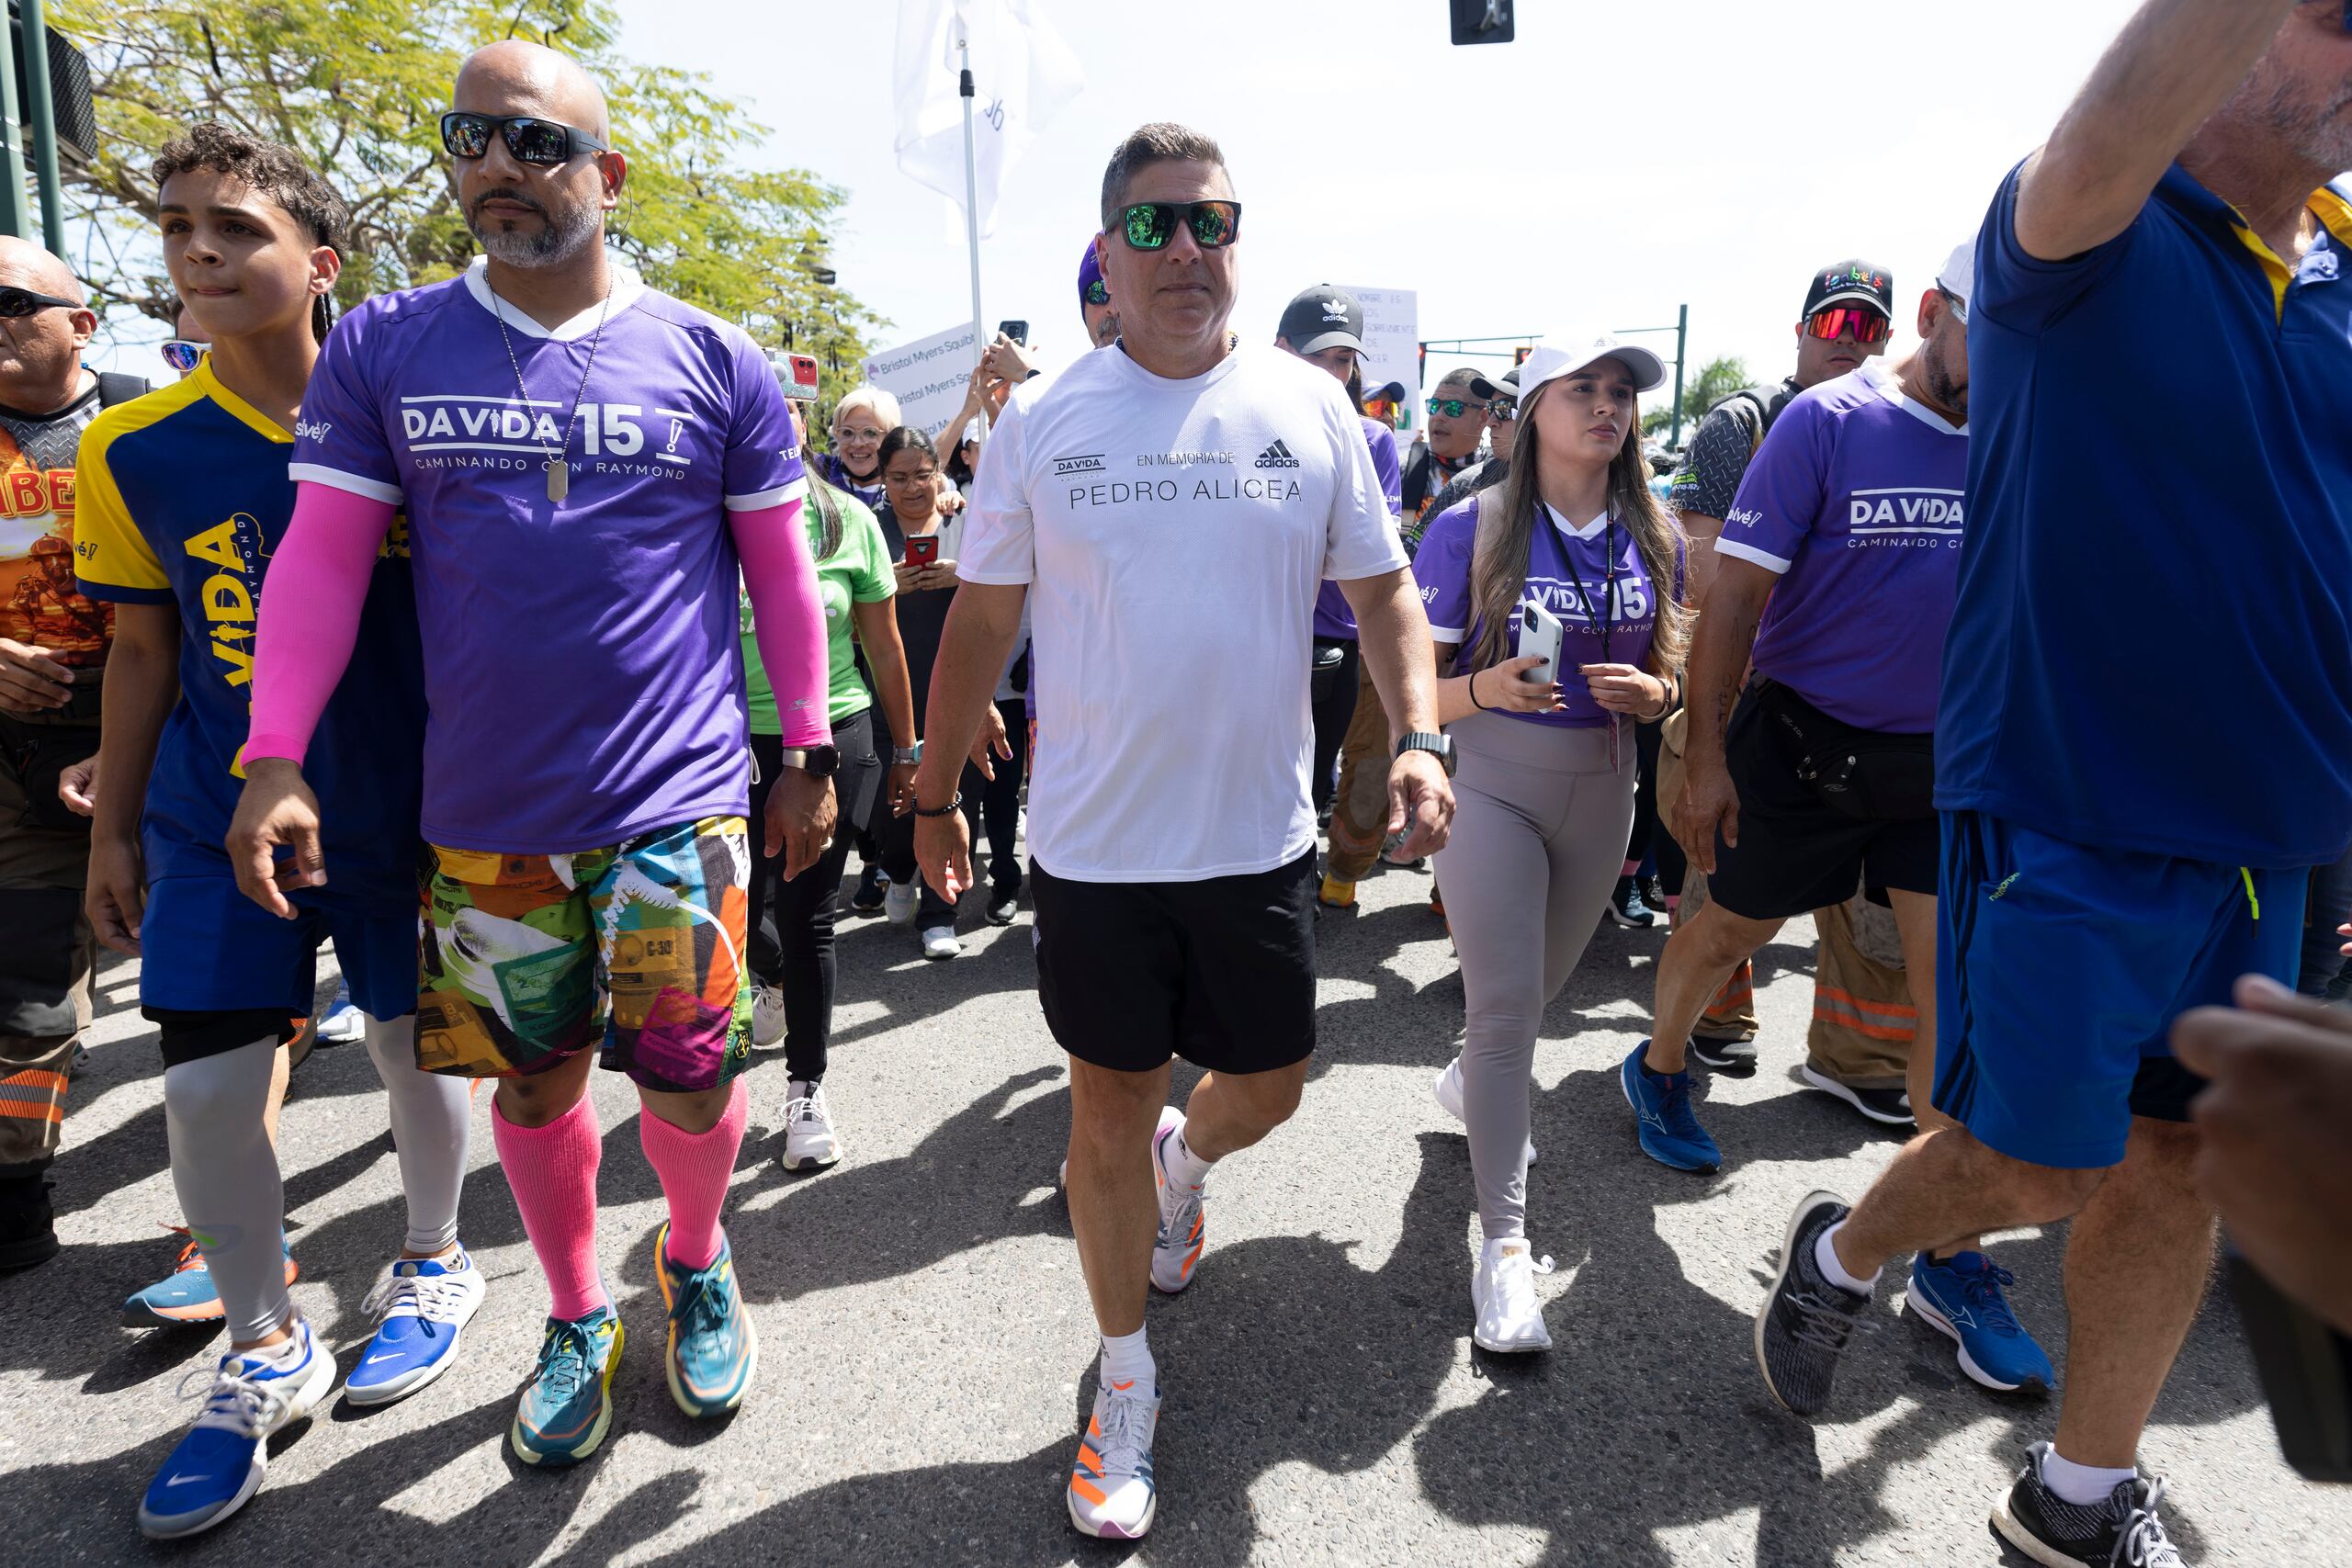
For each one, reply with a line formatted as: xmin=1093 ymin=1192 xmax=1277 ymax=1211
xmin=1254 ymin=439 xmax=1301 ymax=470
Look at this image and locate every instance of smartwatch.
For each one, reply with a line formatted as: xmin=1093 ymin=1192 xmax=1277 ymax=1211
xmin=1395 ymin=732 xmax=1456 ymax=777
xmin=892 ymin=741 xmax=922 ymax=765
xmin=777 ymin=743 xmax=841 ymax=779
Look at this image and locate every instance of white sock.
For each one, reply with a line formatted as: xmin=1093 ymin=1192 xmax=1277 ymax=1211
xmin=1161 ymin=1125 xmax=1214 ymax=1190
xmin=1815 ymin=1222 xmax=1881 ymax=1295
xmin=1099 ymin=1326 xmax=1155 ymax=1393
xmin=2041 ymin=1447 xmax=2137 ymax=1507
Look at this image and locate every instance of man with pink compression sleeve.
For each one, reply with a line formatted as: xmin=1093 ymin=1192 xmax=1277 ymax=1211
xmin=229 ymin=39 xmax=833 ymax=1468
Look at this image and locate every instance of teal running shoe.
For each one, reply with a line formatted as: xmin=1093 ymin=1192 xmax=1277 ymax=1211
xmin=654 ymin=1223 xmax=757 ymax=1417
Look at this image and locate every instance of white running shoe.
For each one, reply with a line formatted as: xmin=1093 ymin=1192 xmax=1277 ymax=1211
xmin=751 ymin=984 xmax=786 ymax=1048
xmin=1471 ymin=1237 xmax=1555 ymax=1354
xmin=780 ymin=1079 xmax=841 ymax=1170
xmin=921 ymin=924 xmax=961 ymax=960
xmin=1067 ymin=1376 xmax=1160 ymax=1540
xmin=1432 ymin=1056 xmax=1537 ymax=1166
xmin=883 ymin=877 xmax=918 ymax=926
xmin=1149 ymin=1107 xmax=1204 ymax=1294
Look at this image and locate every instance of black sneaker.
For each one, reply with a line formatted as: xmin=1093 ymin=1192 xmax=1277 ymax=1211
xmin=1638 ymin=874 xmax=1668 ymax=915
xmin=1798 ymin=1065 xmax=1915 ymax=1127
xmin=0 ymin=1175 xmax=59 ymax=1272
xmin=847 ymin=864 xmax=888 ymax=915
xmin=987 ymin=884 xmax=1021 ymax=926
xmin=1753 ymin=1190 xmax=1871 ymax=1416
xmin=1689 ymin=1033 xmax=1758 ymax=1070
xmin=1606 ymin=874 xmax=1657 ymax=928
xmin=1994 ymin=1443 xmax=2186 ymax=1566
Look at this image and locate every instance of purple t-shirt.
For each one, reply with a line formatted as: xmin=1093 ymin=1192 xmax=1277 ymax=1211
xmin=1418 ymin=491 xmax=1667 ymax=729
xmin=1313 ymin=417 xmax=1405 ymax=640
xmin=291 ymin=260 xmax=806 ymax=852
xmin=1714 ymin=357 xmax=1965 ymax=733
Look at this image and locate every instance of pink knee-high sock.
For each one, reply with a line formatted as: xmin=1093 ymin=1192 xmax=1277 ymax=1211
xmin=492 ymin=1091 xmax=606 ymax=1320
xmin=640 ymin=1077 xmax=749 ymax=1270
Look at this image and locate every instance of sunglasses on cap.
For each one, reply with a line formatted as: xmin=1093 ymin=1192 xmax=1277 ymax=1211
xmin=1118 ymin=200 xmax=1242 ymax=252
xmin=1804 ymin=305 xmax=1892 ymax=344
xmin=1426 ymin=396 xmax=1490 ymax=419
xmin=440 ymin=112 xmax=609 ymax=166
xmin=0 ymin=286 xmax=81 ymax=320
xmin=1083 ymin=277 xmax=1110 ymax=306
xmin=160 ymin=339 xmax=206 ymax=375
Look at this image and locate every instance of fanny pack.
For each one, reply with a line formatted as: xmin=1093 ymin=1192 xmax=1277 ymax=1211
xmin=1757 ymin=678 xmax=1934 ymax=823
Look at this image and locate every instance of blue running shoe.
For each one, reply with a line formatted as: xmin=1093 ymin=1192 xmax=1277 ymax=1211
xmin=510 ymin=1306 xmax=623 ymax=1466
xmin=1906 ymin=1251 xmax=2054 ymax=1394
xmin=138 ymin=1316 xmax=335 ymax=1539
xmin=315 ymin=980 xmax=364 ymax=1045
xmin=1621 ymin=1042 xmax=1721 ymax=1172
xmin=122 ymin=1229 xmax=299 ymax=1329
xmin=345 ymin=1249 xmax=487 ymax=1406
xmin=654 ymin=1222 xmax=758 ymax=1417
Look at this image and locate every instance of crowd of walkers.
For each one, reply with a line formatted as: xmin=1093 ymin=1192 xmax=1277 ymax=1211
xmin=0 ymin=3 xmax=2348 ymax=1562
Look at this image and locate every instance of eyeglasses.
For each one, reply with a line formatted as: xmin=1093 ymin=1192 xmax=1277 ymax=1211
xmin=1117 ymin=200 xmax=1242 ymax=252
xmin=440 ymin=112 xmax=609 ymax=166
xmin=1083 ymin=277 xmax=1110 ymax=306
xmin=160 ymin=339 xmax=206 ymax=374
xmin=833 ymin=425 xmax=886 ymax=444
xmin=1426 ymin=397 xmax=1489 ymax=419
xmin=0 ymin=286 xmax=81 ymax=320
xmin=1804 ymin=306 xmax=1891 ymax=344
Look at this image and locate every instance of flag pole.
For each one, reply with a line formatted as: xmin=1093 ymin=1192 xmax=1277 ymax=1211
xmin=957 ymin=28 xmax=986 ymax=378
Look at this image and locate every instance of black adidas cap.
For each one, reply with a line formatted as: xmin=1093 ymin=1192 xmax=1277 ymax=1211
xmin=1277 ymin=285 xmax=1368 ymax=358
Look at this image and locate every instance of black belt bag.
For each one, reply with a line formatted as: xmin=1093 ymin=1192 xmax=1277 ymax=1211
xmin=1758 ymin=678 xmax=1935 ymax=823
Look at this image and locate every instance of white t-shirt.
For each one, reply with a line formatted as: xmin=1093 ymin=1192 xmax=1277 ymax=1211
xmin=960 ymin=342 xmax=1408 ymax=882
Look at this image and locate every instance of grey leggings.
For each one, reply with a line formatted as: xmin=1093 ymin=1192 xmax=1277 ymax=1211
xmin=1439 ymin=711 xmax=1635 ymax=1239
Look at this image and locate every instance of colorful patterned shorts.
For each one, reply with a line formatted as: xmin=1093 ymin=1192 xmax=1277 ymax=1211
xmin=416 ymin=817 xmax=753 ymax=1092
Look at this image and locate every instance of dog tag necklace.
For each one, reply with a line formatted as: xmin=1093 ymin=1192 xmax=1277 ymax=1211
xmin=488 ymin=273 xmax=614 ymax=502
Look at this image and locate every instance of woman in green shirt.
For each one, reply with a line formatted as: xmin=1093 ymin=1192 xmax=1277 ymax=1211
xmin=742 ymin=461 xmax=918 ymax=1170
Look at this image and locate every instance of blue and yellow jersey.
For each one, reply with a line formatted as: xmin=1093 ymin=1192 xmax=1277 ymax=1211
xmin=73 ymin=360 xmax=427 ymax=911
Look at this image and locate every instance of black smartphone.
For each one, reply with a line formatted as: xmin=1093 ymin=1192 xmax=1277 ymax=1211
xmin=997 ymin=319 xmax=1029 ymax=347
xmin=2228 ymin=1248 xmax=2352 ymax=1482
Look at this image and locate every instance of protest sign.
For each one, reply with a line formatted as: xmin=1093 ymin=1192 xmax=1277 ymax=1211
xmin=863 ymin=322 xmax=981 ymax=440
xmin=1335 ymin=284 xmax=1419 ymax=405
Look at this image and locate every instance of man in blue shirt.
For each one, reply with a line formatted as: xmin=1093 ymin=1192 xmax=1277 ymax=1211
xmin=1751 ymin=6 xmax=2352 ymax=1565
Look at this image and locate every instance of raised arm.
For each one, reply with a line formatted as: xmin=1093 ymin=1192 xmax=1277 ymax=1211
xmin=2016 ymin=0 xmax=2303 ymax=260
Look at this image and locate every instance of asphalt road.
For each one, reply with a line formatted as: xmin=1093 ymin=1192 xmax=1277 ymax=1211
xmin=5 ymin=856 xmax=2346 ymax=1566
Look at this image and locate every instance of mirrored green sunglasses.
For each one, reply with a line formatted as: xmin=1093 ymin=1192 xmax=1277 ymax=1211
xmin=1119 ymin=200 xmax=1242 ymax=252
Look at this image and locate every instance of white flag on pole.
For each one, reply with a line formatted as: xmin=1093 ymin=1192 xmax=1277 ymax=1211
xmin=893 ymin=0 xmax=1084 ymax=239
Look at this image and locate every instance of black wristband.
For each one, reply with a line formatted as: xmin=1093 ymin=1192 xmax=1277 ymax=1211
xmin=912 ymin=791 xmax=963 ymax=818
xmin=1467 ymin=667 xmax=1488 ymax=712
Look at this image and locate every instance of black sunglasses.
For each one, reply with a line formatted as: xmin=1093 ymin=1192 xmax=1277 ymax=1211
xmin=1118 ymin=200 xmax=1242 ymax=252
xmin=440 ymin=112 xmax=609 ymax=166
xmin=0 ymin=286 xmax=81 ymax=320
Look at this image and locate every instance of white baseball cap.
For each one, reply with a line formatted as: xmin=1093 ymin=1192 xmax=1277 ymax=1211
xmin=1516 ymin=331 xmax=1669 ymax=405
xmin=1936 ymin=240 xmax=1976 ymax=323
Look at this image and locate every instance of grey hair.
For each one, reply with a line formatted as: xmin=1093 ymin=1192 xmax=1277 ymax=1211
xmin=1099 ymin=122 xmax=1227 ymax=231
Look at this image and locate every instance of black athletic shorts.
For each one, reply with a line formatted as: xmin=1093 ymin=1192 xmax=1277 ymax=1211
xmin=147 ymin=1007 xmax=301 ymax=1069
xmin=1705 ymin=680 xmax=1939 ymax=922
xmin=1029 ymin=851 xmax=1318 ymax=1077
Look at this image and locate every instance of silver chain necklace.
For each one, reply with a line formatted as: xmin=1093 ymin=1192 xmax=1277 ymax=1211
xmin=486 ymin=271 xmax=615 ymax=503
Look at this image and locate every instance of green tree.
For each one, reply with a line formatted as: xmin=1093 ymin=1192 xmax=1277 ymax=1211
xmin=54 ymin=0 xmax=881 ymax=375
xmin=1641 ymin=354 xmax=1751 ymax=439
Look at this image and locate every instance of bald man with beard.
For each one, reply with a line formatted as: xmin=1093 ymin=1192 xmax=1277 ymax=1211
xmin=232 ymin=40 xmax=836 ymax=1466
xmin=0 ymin=236 xmax=147 ymax=1273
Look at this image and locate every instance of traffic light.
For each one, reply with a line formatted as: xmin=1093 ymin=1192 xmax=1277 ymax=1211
xmin=1513 ymin=345 xmax=1532 ymax=366
xmin=8 ymin=4 xmax=96 ymax=164
xmin=1450 ymin=0 xmax=1514 ymax=46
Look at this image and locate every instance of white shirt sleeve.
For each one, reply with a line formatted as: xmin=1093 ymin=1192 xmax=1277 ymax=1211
xmin=1319 ymin=384 xmax=1409 ymax=583
xmin=956 ymin=389 xmax=1036 ymax=586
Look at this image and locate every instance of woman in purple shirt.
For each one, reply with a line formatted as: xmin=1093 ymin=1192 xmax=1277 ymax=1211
xmin=1416 ymin=334 xmax=1690 ymax=1354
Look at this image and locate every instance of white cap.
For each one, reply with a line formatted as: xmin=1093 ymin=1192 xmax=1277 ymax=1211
xmin=1516 ymin=331 xmax=1669 ymax=406
xmin=959 ymin=417 xmax=984 ymax=446
xmin=1936 ymin=240 xmax=1975 ymax=323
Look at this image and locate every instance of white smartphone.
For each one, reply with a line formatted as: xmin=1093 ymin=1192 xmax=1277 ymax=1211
xmin=1519 ymin=602 xmax=1565 ymax=683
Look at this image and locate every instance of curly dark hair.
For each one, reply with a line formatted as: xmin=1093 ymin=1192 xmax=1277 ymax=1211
xmin=152 ymin=121 xmax=351 ymax=343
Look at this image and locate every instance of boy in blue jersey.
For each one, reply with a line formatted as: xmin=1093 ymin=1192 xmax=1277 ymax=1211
xmin=1750 ymin=6 xmax=2352 ymax=1565
xmin=75 ymin=124 xmax=481 ymax=1541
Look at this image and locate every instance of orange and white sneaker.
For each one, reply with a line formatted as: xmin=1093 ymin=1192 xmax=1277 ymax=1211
xmin=1148 ymin=1107 xmax=1204 ymax=1293
xmin=1067 ymin=1377 xmax=1160 ymax=1539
